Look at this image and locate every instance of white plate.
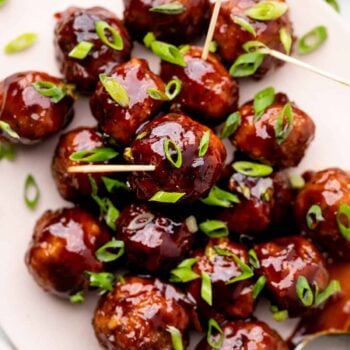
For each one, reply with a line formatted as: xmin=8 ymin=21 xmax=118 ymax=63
xmin=1 ymin=0 xmax=350 ymax=349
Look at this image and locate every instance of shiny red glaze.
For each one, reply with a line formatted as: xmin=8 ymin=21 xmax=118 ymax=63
xmin=90 ymin=58 xmax=165 ymax=146
xmin=254 ymin=236 xmax=329 ymax=316
xmin=294 ymin=168 xmax=350 ymax=261
xmin=160 ymin=46 xmax=239 ymax=124
xmin=93 ymin=275 xmax=194 ymax=350
xmin=0 ymin=71 xmax=74 ymax=144
xmin=232 ymin=93 xmax=315 ymax=168
xmin=196 ymin=320 xmax=288 ymax=350
xmin=116 ymin=204 xmax=195 ymax=272
xmin=213 ymin=0 xmax=294 ymax=79
xmin=25 ymin=207 xmax=111 ymax=298
xmin=128 ymin=113 xmax=227 ymax=202
xmin=187 ymin=238 xmax=255 ymax=322
xmin=123 ymin=0 xmax=209 ymax=44
xmin=54 ymin=7 xmax=132 ymax=94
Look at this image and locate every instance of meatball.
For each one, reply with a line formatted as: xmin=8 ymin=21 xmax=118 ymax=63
xmin=25 ymin=207 xmax=111 ymax=298
xmin=123 ymin=0 xmax=209 ymax=44
xmin=213 ymin=0 xmax=294 ymax=79
xmin=116 ymin=204 xmax=196 ymax=272
xmin=216 ymin=166 xmax=294 ymax=237
xmin=294 ymin=168 xmax=350 ymax=261
xmin=254 ymin=236 xmax=329 ymax=317
xmin=90 ymin=58 xmax=165 ymax=146
xmin=54 ymin=7 xmax=132 ymax=94
xmin=0 ymin=71 xmax=74 ymax=144
xmin=232 ymin=93 xmax=315 ymax=168
xmin=93 ymin=275 xmax=194 ymax=350
xmin=128 ymin=113 xmax=226 ymax=202
xmin=196 ymin=320 xmax=288 ymax=350
xmin=187 ymin=238 xmax=255 ymax=322
xmin=160 ymin=46 xmax=239 ymax=124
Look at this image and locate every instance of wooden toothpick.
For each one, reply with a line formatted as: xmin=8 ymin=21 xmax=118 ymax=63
xmin=68 ymin=165 xmax=156 ymax=173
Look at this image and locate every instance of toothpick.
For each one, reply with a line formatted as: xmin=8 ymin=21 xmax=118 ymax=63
xmin=68 ymin=165 xmax=156 ymax=173
xmin=202 ymin=0 xmax=222 ymax=60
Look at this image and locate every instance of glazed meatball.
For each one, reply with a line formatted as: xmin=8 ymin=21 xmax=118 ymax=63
xmin=254 ymin=236 xmax=329 ymax=317
xmin=54 ymin=7 xmax=132 ymax=94
xmin=187 ymin=238 xmax=255 ymax=322
xmin=213 ymin=0 xmax=294 ymax=78
xmin=294 ymin=168 xmax=350 ymax=261
xmin=216 ymin=166 xmax=294 ymax=237
xmin=0 ymin=71 xmax=74 ymax=144
xmin=90 ymin=58 xmax=165 ymax=146
xmin=232 ymin=93 xmax=315 ymax=168
xmin=128 ymin=113 xmax=227 ymax=202
xmin=123 ymin=0 xmax=209 ymax=44
xmin=160 ymin=46 xmax=239 ymax=124
xmin=116 ymin=204 xmax=197 ymax=272
xmin=25 ymin=207 xmax=111 ymax=298
xmin=93 ymin=276 xmax=194 ymax=350
xmin=196 ymin=320 xmax=288 ymax=350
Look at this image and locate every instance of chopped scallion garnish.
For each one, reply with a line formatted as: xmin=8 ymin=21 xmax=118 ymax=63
xmin=96 ymin=21 xmax=123 ymax=51
xmin=4 ymin=32 xmax=37 ymax=54
xmin=245 ymin=1 xmax=288 ymax=21
xmin=149 ymin=191 xmax=186 ymax=203
xmin=69 ymin=147 xmax=118 ymax=163
xmin=24 ymin=174 xmax=40 ymax=210
xmin=201 ymin=271 xmax=212 ymax=305
xmin=163 ymin=138 xmax=183 ymax=168
xmin=207 ymin=319 xmax=224 ymax=349
xmin=68 ymin=41 xmax=93 ymax=59
xmin=96 ymin=239 xmax=125 ymax=263
xmin=199 ymin=220 xmax=229 ymax=238
xmin=99 ymin=74 xmax=130 ymax=107
xmin=150 ymin=2 xmax=185 ymax=15
xmin=297 ymin=26 xmax=328 ymax=55
xmin=32 ymin=81 xmax=66 ymax=103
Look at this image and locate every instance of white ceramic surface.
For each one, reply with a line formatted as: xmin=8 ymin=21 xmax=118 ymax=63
xmin=0 ymin=0 xmax=350 ymax=349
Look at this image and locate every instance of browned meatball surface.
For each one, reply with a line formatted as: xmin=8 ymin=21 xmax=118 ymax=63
xmin=25 ymin=207 xmax=111 ymax=298
xmin=54 ymin=7 xmax=132 ymax=94
xmin=254 ymin=236 xmax=329 ymax=317
xmin=90 ymin=58 xmax=165 ymax=146
xmin=196 ymin=320 xmax=288 ymax=350
xmin=294 ymin=168 xmax=350 ymax=261
xmin=123 ymin=0 xmax=209 ymax=44
xmin=187 ymin=238 xmax=255 ymax=322
xmin=116 ymin=204 xmax=196 ymax=272
xmin=232 ymin=93 xmax=315 ymax=168
xmin=128 ymin=113 xmax=227 ymax=202
xmin=93 ymin=276 xmax=194 ymax=350
xmin=0 ymin=71 xmax=74 ymax=144
xmin=213 ymin=0 xmax=294 ymax=78
xmin=160 ymin=46 xmax=239 ymax=124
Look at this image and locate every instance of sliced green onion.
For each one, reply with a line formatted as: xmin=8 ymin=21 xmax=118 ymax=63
xmin=102 ymin=176 xmax=129 ymax=192
xmin=24 ymin=174 xmax=40 ymax=210
xmin=209 ymin=41 xmax=218 ymax=53
xmin=85 ymin=272 xmax=115 ymax=292
xmin=325 ymin=0 xmax=340 ymax=12
xmin=32 ymin=81 xmax=66 ymax=103
xmin=149 ymin=191 xmax=186 ymax=203
xmin=96 ymin=21 xmax=123 ymax=51
xmin=297 ymin=26 xmax=328 ymax=55
xmin=150 ymin=2 xmax=185 ymax=15
xmin=245 ymin=1 xmax=288 ymax=21
xmin=314 ymin=280 xmax=341 ymax=306
xmin=229 ymin=52 xmax=264 ymax=77
xmin=170 ymin=258 xmax=199 ymax=283
xmin=274 ymin=102 xmax=294 ymax=144
xmin=207 ymin=319 xmax=224 ymax=349
xmin=199 ymin=220 xmax=229 ymax=238
xmin=289 ymin=175 xmax=305 ymax=190
xmin=0 ymin=121 xmax=20 ymax=140
xmin=253 ymin=86 xmax=275 ymax=119
xmin=201 ymin=271 xmax=212 ymax=305
xmin=280 ymin=27 xmax=292 ymax=55
xmin=270 ymin=305 xmax=289 ymax=322
xmin=99 ymin=73 xmax=130 ymax=107
xmin=198 ymin=131 xmax=210 ymax=157
xmin=337 ymin=203 xmax=350 ymax=240
xmin=306 ymin=204 xmax=324 ymax=229
xmin=4 ymin=32 xmax=37 ymax=54
xmin=166 ymin=326 xmax=183 ymax=350
xmin=166 ymin=79 xmax=182 ymax=100
xmin=248 ymin=249 xmax=260 ymax=269
xmin=68 ymin=41 xmax=93 ymax=59
xmin=253 ymin=276 xmax=267 ymax=299
xmin=201 ymin=186 xmax=240 ymax=208
xmin=96 ymin=239 xmax=125 ymax=263
xmin=296 ymin=276 xmax=314 ymax=307
xmin=220 ymin=112 xmax=241 ymax=139
xmin=232 ymin=15 xmax=256 ymax=36
xmin=69 ymin=147 xmax=118 ymax=163
xmin=147 ymin=87 xmax=168 ymax=101
xmin=103 ymin=198 xmax=120 ymax=230
xmin=143 ymin=32 xmax=156 ymax=48
xmin=243 ymin=40 xmax=270 ymax=54
xmin=0 ymin=142 xmax=16 ymax=161
xmin=69 ymin=291 xmax=85 ymax=304
xmin=233 ymin=161 xmax=273 ymax=177
xmin=215 ymin=247 xmax=254 ymax=284
xmin=164 ymin=138 xmax=183 ymax=168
